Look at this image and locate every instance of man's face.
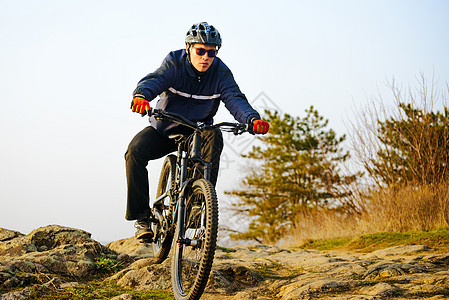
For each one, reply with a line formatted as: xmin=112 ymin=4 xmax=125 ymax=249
xmin=187 ymin=44 xmax=217 ymax=73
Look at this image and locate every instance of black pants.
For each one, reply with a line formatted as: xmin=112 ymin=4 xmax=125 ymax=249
xmin=124 ymin=126 xmax=223 ymax=221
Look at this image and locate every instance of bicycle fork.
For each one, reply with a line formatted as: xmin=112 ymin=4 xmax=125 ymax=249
xmin=174 ymin=154 xmax=196 ymax=247
xmin=174 ymin=131 xmax=210 ymax=248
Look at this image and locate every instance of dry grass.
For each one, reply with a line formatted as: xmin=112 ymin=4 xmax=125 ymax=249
xmin=283 ymin=183 xmax=449 ymax=248
xmin=282 ymin=209 xmax=359 ymax=248
xmin=359 ymin=184 xmax=449 ymax=232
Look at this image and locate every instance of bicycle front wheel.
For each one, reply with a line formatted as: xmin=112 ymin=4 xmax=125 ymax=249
xmin=171 ymin=178 xmax=218 ymax=300
xmin=152 ymin=154 xmax=176 ymax=263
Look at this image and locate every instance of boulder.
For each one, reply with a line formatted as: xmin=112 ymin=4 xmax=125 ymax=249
xmin=106 ymin=237 xmax=153 ymax=258
xmin=0 ymin=225 xmax=116 ymax=291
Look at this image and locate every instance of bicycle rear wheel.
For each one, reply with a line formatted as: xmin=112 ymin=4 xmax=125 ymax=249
xmin=171 ymin=178 xmax=218 ymax=300
xmin=152 ymin=154 xmax=176 ymax=263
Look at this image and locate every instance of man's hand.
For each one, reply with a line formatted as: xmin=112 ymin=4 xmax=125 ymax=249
xmin=252 ymin=119 xmax=270 ymax=134
xmin=131 ymin=96 xmax=150 ymax=116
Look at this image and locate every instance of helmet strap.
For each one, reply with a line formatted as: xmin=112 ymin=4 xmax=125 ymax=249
xmin=186 ymin=44 xmax=193 ymax=64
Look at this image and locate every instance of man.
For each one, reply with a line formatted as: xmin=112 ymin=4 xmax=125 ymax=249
xmin=125 ymin=22 xmax=270 ymax=241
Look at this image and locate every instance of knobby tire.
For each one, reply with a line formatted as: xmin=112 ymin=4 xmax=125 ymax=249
xmin=171 ymin=178 xmax=219 ymax=300
xmin=152 ymin=154 xmax=176 ymax=263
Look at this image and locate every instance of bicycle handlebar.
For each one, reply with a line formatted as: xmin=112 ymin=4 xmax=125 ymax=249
xmin=147 ymin=108 xmax=253 ymax=135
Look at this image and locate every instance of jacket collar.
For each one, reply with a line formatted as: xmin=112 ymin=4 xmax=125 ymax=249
xmin=183 ymin=49 xmax=216 ymax=79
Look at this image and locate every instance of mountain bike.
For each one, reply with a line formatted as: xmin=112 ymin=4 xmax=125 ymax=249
xmin=146 ymin=108 xmax=251 ymax=300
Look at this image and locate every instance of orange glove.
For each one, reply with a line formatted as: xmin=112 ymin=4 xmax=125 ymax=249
xmin=131 ymin=96 xmax=150 ymax=116
xmin=253 ymin=119 xmax=270 ymax=134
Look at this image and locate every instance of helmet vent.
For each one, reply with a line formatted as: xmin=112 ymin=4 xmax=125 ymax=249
xmin=185 ymin=22 xmax=222 ymax=48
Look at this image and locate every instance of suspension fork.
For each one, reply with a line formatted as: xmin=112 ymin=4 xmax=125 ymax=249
xmin=176 ymin=153 xmax=199 ymax=245
xmin=176 ymin=178 xmax=198 ymax=245
xmin=176 ymin=194 xmax=186 ymax=245
xmin=173 ymin=135 xmax=191 ymax=244
xmin=203 ymin=161 xmax=211 ymax=181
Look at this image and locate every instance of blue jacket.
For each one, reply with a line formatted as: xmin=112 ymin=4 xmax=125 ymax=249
xmin=133 ymin=49 xmax=260 ymax=136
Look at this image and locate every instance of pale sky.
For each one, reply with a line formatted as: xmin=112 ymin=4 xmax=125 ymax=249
xmin=1 ymin=0 xmax=448 ymax=243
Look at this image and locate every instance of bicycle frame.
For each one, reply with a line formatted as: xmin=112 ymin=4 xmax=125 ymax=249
xmin=147 ymin=108 xmax=252 ymax=299
xmin=151 ymin=129 xmax=212 ymax=246
xmin=149 ymin=107 xmax=250 ymax=245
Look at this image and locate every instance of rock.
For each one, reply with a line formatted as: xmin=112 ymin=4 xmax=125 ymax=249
xmin=116 ymin=258 xmax=171 ymax=290
xmin=0 ymin=287 xmax=34 ymax=300
xmin=363 ymin=262 xmax=422 ymax=280
xmin=209 ymin=244 xmax=449 ymax=299
xmin=113 ymin=255 xmax=264 ymax=294
xmin=360 ymin=282 xmax=400 ymax=297
xmin=0 ymin=225 xmax=96 ymax=259
xmin=107 ymin=237 xmax=153 ymax=258
xmin=0 ymin=225 xmax=117 ymax=291
xmin=59 ymin=281 xmax=85 ymax=289
xmin=208 ymin=264 xmax=264 ymax=293
xmin=110 ymin=293 xmax=137 ymax=300
xmin=400 ymin=283 xmax=448 ymax=298
xmin=2 ymin=225 xmax=449 ymax=300
xmin=364 ymin=244 xmax=431 ymax=259
xmin=230 ymin=291 xmax=253 ymax=299
xmin=117 ymin=253 xmax=133 ymax=264
xmin=0 ymin=229 xmax=23 ymax=242
xmin=421 ymin=253 xmax=449 ymax=264
xmin=277 ymin=278 xmax=351 ymax=299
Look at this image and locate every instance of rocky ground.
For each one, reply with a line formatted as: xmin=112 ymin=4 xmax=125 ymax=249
xmin=1 ymin=225 xmax=449 ymax=299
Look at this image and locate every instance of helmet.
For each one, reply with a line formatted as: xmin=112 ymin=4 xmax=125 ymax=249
xmin=185 ymin=22 xmax=222 ymax=49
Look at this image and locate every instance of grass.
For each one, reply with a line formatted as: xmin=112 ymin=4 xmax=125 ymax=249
xmin=94 ymin=254 xmax=124 ymax=274
xmin=301 ymin=236 xmax=353 ymax=251
xmin=301 ymin=227 xmax=449 ymax=252
xmin=31 ymin=281 xmax=173 ymax=300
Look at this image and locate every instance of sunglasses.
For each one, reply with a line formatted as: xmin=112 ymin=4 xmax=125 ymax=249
xmin=193 ymin=47 xmax=217 ymax=57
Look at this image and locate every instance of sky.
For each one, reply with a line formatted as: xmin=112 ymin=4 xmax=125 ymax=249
xmin=1 ymin=0 xmax=448 ymax=243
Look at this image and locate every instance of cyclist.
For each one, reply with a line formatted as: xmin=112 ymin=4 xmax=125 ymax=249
xmin=125 ymin=22 xmax=270 ymax=241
